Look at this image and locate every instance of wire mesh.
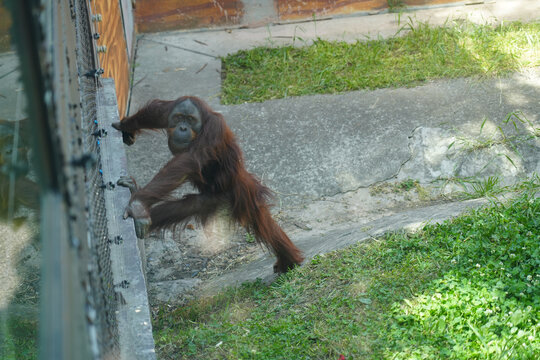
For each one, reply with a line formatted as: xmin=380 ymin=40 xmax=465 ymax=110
xmin=5 ymin=0 xmax=151 ymax=358
xmin=72 ymin=0 xmax=121 ymax=358
xmin=3 ymin=0 xmax=132 ymax=358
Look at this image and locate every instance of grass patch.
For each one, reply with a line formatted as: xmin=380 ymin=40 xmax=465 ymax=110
xmin=153 ymin=175 xmax=539 ymax=359
xmin=370 ymin=178 xmax=420 ymax=195
xmin=1 ymin=315 xmax=38 ymax=360
xmin=221 ymin=21 xmax=540 ymax=104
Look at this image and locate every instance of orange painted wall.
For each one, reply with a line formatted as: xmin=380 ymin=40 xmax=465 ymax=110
xmin=134 ymin=0 xmax=465 ymax=33
xmin=0 ymin=0 xmax=12 ymax=52
xmin=94 ymin=0 xmax=130 ymax=118
xmin=135 ymin=0 xmax=244 ymax=33
xmin=403 ymin=0 xmax=465 ymax=5
xmin=277 ymin=0 xmax=386 ymax=21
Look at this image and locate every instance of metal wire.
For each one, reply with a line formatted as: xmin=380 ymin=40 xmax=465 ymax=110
xmin=71 ymin=0 xmax=121 ymax=358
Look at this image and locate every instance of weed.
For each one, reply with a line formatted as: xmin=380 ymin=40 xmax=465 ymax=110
xmin=388 ymin=0 xmax=405 ymax=12
xmin=442 ymin=111 xmax=539 ymax=187
xmin=449 ymin=112 xmax=539 ymax=155
xmin=398 ymin=178 xmax=418 ymax=191
xmin=369 ymin=179 xmax=420 ymax=195
xmin=414 ymin=182 xmax=431 ymax=201
xmin=245 ymin=232 xmax=256 ymax=244
xmin=465 ymin=175 xmax=507 ymax=199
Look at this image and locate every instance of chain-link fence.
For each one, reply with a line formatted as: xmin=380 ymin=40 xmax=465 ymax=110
xmin=2 ymin=1 xmax=154 ymax=359
xmin=76 ymin=0 xmax=122 ymax=357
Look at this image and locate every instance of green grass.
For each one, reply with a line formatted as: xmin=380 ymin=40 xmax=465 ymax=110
xmin=1 ymin=315 xmax=38 ymax=360
xmin=153 ymin=175 xmax=540 ymax=359
xmin=221 ymin=21 xmax=540 ymax=104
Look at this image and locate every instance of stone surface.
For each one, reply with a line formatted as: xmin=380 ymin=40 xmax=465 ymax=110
xmin=99 ymin=79 xmax=156 ymax=359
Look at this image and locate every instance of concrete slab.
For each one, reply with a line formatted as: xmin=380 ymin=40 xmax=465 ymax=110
xmin=199 ymin=197 xmax=490 ymax=296
xmin=123 ymin=2 xmax=540 ymax=302
xmin=220 ymin=71 xmax=539 ymax=205
xmin=129 ymin=40 xmax=221 ymax=110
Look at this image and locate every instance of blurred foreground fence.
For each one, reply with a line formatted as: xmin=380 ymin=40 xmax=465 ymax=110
xmin=4 ymin=1 xmax=155 ymax=359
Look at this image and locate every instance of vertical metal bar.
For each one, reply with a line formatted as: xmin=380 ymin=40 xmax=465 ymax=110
xmin=6 ymin=0 xmax=60 ymax=191
xmin=39 ymin=193 xmax=67 ymax=359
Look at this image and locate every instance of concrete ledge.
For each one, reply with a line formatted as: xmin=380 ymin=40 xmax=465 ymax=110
xmin=97 ymin=78 xmax=156 ymax=360
xmin=199 ymin=197 xmax=489 ymax=295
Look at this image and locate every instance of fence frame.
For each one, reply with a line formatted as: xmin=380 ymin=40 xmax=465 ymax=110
xmin=7 ymin=0 xmax=156 ymax=358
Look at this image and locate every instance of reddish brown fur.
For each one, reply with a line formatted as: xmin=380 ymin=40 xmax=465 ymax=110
xmin=118 ymin=96 xmax=303 ymax=272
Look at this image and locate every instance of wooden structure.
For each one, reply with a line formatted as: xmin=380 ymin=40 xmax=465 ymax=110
xmin=0 ymin=1 xmax=133 ymax=118
xmin=135 ymin=0 xmax=244 ymax=33
xmin=277 ymin=0 xmax=386 ymax=21
xmin=134 ymin=0 xmax=465 ymax=33
xmin=93 ymin=0 xmax=133 ymax=118
xmin=0 ymin=0 xmax=12 ymax=52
